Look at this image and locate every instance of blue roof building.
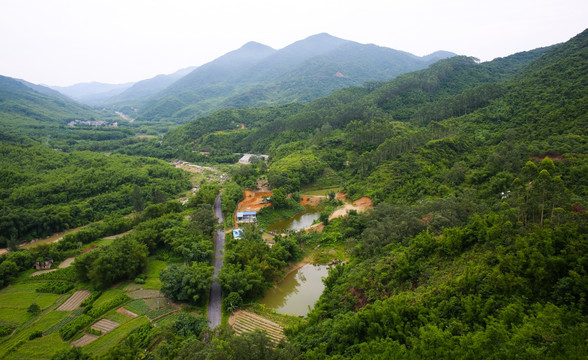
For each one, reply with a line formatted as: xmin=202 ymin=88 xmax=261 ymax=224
xmin=233 ymin=228 xmax=245 ymax=239
xmin=236 ymin=211 xmax=257 ymax=223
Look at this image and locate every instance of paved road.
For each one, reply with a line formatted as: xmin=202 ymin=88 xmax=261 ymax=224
xmin=208 ymin=194 xmax=225 ymax=328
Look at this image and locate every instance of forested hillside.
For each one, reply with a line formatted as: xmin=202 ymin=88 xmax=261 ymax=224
xmin=0 ymin=26 xmax=585 ymax=359
xmin=282 ymin=29 xmax=587 ymax=359
xmin=0 ymin=75 xmax=135 ymax=152
xmin=115 ymin=29 xmax=586 ymax=358
xmin=0 ymin=143 xmax=190 ymax=246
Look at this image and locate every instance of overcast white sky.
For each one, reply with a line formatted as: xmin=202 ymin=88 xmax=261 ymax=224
xmin=1 ymin=0 xmax=586 ymax=86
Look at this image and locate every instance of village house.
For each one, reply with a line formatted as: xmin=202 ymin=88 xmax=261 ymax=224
xmin=236 ymin=211 xmax=257 ymax=223
xmin=34 ymin=258 xmax=53 ymax=270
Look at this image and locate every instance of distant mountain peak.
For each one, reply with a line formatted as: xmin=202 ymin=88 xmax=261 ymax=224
xmin=240 ymin=41 xmax=274 ymax=51
xmin=422 ymin=50 xmax=457 ymax=62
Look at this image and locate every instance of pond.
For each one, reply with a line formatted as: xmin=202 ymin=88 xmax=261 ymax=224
xmin=266 ymin=207 xmax=320 ymax=233
xmin=259 ymin=264 xmax=329 ymax=317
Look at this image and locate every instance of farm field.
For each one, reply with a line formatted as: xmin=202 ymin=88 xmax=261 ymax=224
xmin=229 ymin=310 xmax=285 ymax=343
xmin=0 ymin=261 xmax=178 ymax=359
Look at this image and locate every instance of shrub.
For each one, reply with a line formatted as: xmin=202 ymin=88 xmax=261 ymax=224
xmin=87 ymin=328 xmax=101 ymax=336
xmin=28 ymin=330 xmax=43 ymax=340
xmin=0 ymin=324 xmax=15 ymax=337
xmin=36 ymin=281 xmax=74 ymax=294
xmin=80 ymin=291 xmax=101 ymax=307
xmin=59 ymin=315 xmax=93 ymax=340
xmin=87 ymin=294 xmax=130 ymax=318
xmin=27 ymin=303 xmax=41 ymax=315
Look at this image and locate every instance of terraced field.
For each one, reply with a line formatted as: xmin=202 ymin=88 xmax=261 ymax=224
xmin=229 ymin=310 xmax=284 ymax=343
xmin=91 ymin=319 xmax=120 ymax=334
xmin=56 ymin=290 xmax=90 ymax=311
xmin=71 ymin=334 xmax=98 ymax=347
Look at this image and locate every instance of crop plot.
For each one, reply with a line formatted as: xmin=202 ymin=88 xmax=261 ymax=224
xmin=229 ymin=310 xmax=284 ymax=343
xmin=56 ymin=290 xmax=90 ymax=311
xmin=71 ymin=333 xmax=98 ymax=347
xmin=91 ymin=319 xmax=120 ymax=334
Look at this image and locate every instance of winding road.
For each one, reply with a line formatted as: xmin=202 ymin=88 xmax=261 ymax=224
xmin=207 ymin=194 xmax=225 ymax=328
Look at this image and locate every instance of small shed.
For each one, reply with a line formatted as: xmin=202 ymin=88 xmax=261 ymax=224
xmin=233 ymin=228 xmax=245 ymax=239
xmin=237 ymin=211 xmax=257 ymax=223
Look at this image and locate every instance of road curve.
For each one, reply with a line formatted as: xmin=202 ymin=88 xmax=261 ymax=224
xmin=208 ymin=194 xmax=225 ymax=328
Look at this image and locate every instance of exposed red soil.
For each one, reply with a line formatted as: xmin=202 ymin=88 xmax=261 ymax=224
xmin=234 ymin=190 xmax=272 ymax=226
xmin=300 ymin=195 xmax=326 ymax=206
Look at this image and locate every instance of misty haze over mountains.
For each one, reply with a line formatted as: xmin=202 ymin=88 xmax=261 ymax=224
xmin=45 ymin=33 xmax=455 ymax=122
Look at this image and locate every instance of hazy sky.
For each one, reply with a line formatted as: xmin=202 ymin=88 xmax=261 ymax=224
xmin=1 ymin=0 xmax=586 ymax=86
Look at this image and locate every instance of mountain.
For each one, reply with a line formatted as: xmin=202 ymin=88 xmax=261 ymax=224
xmin=167 ymin=41 xmax=278 ymax=92
xmin=137 ymin=42 xmax=277 ymax=121
xmin=0 ymin=75 xmax=99 ymax=126
xmin=106 ymin=66 xmax=197 ymax=105
xmin=15 ymin=78 xmax=73 ymax=100
xmin=51 ymin=81 xmax=134 ymax=105
xmin=161 ymin=45 xmax=553 ymax=155
xmin=135 ymin=33 xmax=455 ymax=123
xmin=0 ymin=74 xmax=130 ymax=150
xmin=108 ymin=29 xmax=588 ymax=358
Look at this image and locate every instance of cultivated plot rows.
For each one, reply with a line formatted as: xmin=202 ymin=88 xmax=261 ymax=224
xmin=229 ymin=310 xmax=284 ymax=343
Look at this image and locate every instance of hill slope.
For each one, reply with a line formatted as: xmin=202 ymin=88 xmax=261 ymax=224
xmin=106 ymin=66 xmax=197 ymax=106
xmin=103 ymin=28 xmax=588 ymax=359
xmin=0 ymin=75 xmax=130 ymax=150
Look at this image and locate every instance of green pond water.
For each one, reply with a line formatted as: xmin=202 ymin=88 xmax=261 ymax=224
xmin=266 ymin=207 xmax=320 ymax=233
xmin=259 ymin=264 xmax=329 ymax=317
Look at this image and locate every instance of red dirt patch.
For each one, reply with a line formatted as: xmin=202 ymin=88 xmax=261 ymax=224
xmin=300 ymin=195 xmax=326 ymax=206
xmin=329 ymin=197 xmax=373 ymax=220
xmin=234 ymin=190 xmax=272 ymax=225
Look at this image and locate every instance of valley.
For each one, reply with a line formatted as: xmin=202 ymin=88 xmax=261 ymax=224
xmin=0 ymin=29 xmax=587 ymax=359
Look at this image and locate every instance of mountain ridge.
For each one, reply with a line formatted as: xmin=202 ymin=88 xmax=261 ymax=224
xmin=135 ymin=33 xmax=456 ymax=123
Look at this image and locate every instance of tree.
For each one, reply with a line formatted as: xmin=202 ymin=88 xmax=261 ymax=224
xmin=51 ymin=347 xmax=91 ymax=360
xmin=172 ymin=313 xmax=208 ymax=337
xmin=160 ymin=262 xmax=213 ymax=305
xmin=28 ymin=303 xmax=40 ymax=315
xmin=271 ymin=187 xmax=288 ymax=209
xmin=189 ymin=204 xmax=217 ymax=236
xmin=131 ymin=185 xmax=144 ymax=212
xmin=535 ymin=169 xmax=553 ymax=225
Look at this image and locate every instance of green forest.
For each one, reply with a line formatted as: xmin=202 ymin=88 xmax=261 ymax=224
xmin=0 ymin=28 xmax=586 ymax=359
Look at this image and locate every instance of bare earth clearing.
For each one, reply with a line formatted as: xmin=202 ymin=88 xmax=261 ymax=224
xmin=234 ymin=190 xmax=272 ymax=226
xmin=329 ymin=196 xmax=373 ymax=220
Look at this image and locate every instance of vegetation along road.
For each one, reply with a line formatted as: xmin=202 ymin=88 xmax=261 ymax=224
xmin=207 ymin=194 xmax=225 ymax=328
